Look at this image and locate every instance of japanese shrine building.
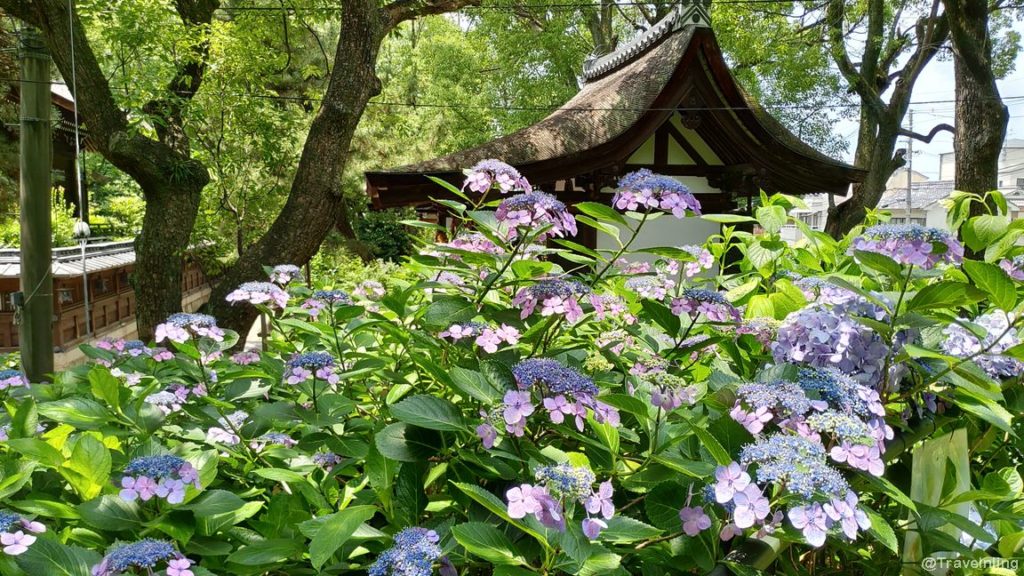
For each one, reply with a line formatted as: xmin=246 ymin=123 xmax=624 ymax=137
xmin=365 ymin=1 xmax=864 ymax=250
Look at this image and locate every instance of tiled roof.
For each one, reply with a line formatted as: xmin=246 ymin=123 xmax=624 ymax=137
xmin=878 ymin=181 xmax=955 ymax=210
xmin=385 ymin=25 xmax=698 ymax=173
xmin=0 ymin=241 xmax=134 ymax=278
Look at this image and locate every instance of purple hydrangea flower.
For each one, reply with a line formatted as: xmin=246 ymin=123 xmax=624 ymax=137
xmin=0 ymin=511 xmax=45 ymax=556
xmin=772 ymin=306 xmax=888 ymax=383
xmin=732 ymin=484 xmax=771 ymax=529
xmin=506 ymin=483 xmax=564 ymax=530
xmin=476 ymin=420 xmax=498 ymax=449
xmin=269 ymin=264 xmax=302 ymax=286
xmin=463 ymin=159 xmax=530 ymax=194
xmin=501 ymin=390 xmax=535 ymax=437
xmin=671 ymin=289 xmax=741 ymax=322
xmin=312 ymin=451 xmax=342 ymax=469
xmin=794 ymin=277 xmax=859 ymax=307
xmin=144 ymin=389 xmax=187 ymax=416
xmin=788 ymin=503 xmax=830 ymax=547
xmin=713 ymin=462 xmax=751 ymax=503
xmin=438 ymin=322 xmax=488 ymax=342
xmin=154 ymin=313 xmax=224 ymax=344
xmin=624 ymin=275 xmax=674 ymax=300
xmin=0 ymin=370 xmax=28 ymax=391
xmin=474 ymin=324 xmax=521 ymax=353
xmin=612 ymin=169 xmax=702 ymax=218
xmin=679 ymin=245 xmax=715 ymax=277
xmin=582 ymin=517 xmax=608 ymax=539
xmin=368 ymin=527 xmax=443 ymax=576
xmin=512 ymin=359 xmax=599 ymax=400
xmin=998 ymin=254 xmax=1024 ymax=281
xmin=226 ymin=281 xmax=290 ymax=309
xmin=354 ymin=280 xmax=386 ymax=301
xmin=536 ymin=464 xmax=596 ymax=501
xmin=496 ymin=191 xmax=578 ymax=240
xmin=585 ymin=480 xmax=615 ymax=520
xmin=119 ymin=455 xmax=200 ymax=505
xmin=91 ymin=539 xmax=193 ymax=576
xmin=301 ymin=289 xmax=353 ymax=320
xmin=679 ymin=506 xmax=712 ymax=536
xmin=285 ymin=352 xmax=338 ymax=385
xmin=231 ymin=349 xmax=261 ymax=365
xmin=740 ymin=434 xmax=850 ymax=499
xmin=513 ymin=279 xmax=589 ymax=322
xmin=734 ymin=317 xmax=780 ymax=346
xmin=823 ymin=492 xmax=871 ymax=540
xmin=941 ymin=311 xmax=1024 ymax=379
xmin=206 ymin=410 xmax=248 ymax=446
xmin=850 ymin=224 xmax=964 ymax=269
xmin=249 ymin=432 xmax=297 ymax=451
xmin=433 ymin=232 xmax=505 ymax=256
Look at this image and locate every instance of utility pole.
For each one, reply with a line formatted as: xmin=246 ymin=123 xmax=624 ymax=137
xmin=905 ymin=109 xmax=913 ymax=221
xmin=18 ymin=28 xmax=54 ymax=381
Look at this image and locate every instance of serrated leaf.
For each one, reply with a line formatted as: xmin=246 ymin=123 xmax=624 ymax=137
xmin=906 ymin=282 xmax=982 ymax=312
xmin=962 ymin=260 xmax=1016 ymax=311
xmin=308 ymin=505 xmax=377 ymax=569
xmin=389 ymin=395 xmax=465 ymax=431
xmin=865 ymin=508 xmax=898 ymax=553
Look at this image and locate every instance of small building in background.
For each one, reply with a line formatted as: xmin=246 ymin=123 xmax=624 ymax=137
xmin=0 ymin=241 xmax=209 ymax=368
xmin=365 ymin=2 xmax=863 ymax=251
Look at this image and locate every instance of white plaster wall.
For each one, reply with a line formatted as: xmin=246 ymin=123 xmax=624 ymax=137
xmin=595 ymin=176 xmax=722 ymax=257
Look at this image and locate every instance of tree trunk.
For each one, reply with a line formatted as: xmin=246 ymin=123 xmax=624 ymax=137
xmin=205 ymin=0 xmax=386 ymax=337
xmin=134 ymin=183 xmax=205 ymax=341
xmin=825 ymin=111 xmax=905 ymax=237
xmin=944 ymin=0 xmax=1008 ymax=195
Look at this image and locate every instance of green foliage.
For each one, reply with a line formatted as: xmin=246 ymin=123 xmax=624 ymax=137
xmin=0 ymin=188 xmax=79 ymax=248
xmin=355 ymin=209 xmax=414 ymax=262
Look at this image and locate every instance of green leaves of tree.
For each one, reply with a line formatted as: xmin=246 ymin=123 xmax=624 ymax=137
xmin=451 ymin=522 xmax=528 ymax=565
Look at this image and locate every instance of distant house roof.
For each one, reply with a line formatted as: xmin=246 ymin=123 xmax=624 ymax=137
xmin=878 ymin=181 xmax=955 ymax=211
xmin=365 ymin=3 xmax=864 ymax=210
xmin=0 ymin=241 xmax=134 ymax=278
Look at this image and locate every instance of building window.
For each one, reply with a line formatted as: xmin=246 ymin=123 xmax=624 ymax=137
xmin=0 ymin=293 xmax=13 ymax=312
xmin=799 ymin=213 xmax=823 ymax=229
xmin=891 ymin=217 xmax=926 ymax=226
xmin=58 ymin=288 xmax=74 ymax=305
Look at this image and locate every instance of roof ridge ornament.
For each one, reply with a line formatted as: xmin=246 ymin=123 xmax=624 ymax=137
xmin=581 ymin=1 xmax=711 ymax=83
xmin=679 ymin=0 xmax=712 ymax=28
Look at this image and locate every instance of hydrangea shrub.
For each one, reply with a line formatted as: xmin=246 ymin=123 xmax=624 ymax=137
xmin=0 ymin=167 xmax=1021 ymax=575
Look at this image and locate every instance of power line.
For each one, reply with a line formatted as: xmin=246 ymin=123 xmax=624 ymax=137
xmin=6 ymin=76 xmax=1024 ymax=113
xmin=223 ymin=1 xmax=814 ymax=13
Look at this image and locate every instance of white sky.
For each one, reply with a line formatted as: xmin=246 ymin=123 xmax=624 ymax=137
xmin=834 ymin=21 xmax=1024 ymax=180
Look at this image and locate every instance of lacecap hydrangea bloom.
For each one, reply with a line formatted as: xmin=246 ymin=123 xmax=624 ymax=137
xmin=941 ymin=310 xmax=1024 ymax=378
xmin=225 ymin=281 xmax=290 ymax=309
xmin=496 ymin=191 xmax=577 ymax=240
xmin=118 ymin=455 xmax=200 ymax=505
xmin=624 ymin=275 xmax=674 ymax=300
xmin=0 ymin=370 xmax=27 ymax=390
xmin=154 ymin=313 xmax=224 ymax=344
xmin=612 ymin=169 xmax=702 ymax=218
xmin=998 ymin=254 xmax=1024 ymax=281
xmin=269 ymin=264 xmax=302 ymax=285
xmin=850 ymin=224 xmax=964 ymax=269
xmin=506 ymin=464 xmax=614 ymax=539
xmin=301 ymin=289 xmax=352 ymax=319
xmin=671 ymin=288 xmax=741 ymax=322
xmin=206 ymin=410 xmax=248 ymax=446
xmin=463 ymin=159 xmax=529 ymax=194
xmin=91 ymin=539 xmax=194 ymax=576
xmin=369 ymin=527 xmax=445 ymax=576
xmin=678 ymin=244 xmax=715 ymax=277
xmin=144 ymin=386 xmax=189 ymax=415
xmin=285 ymin=351 xmax=339 ymax=385
xmin=643 ymin=372 xmax=699 ymax=411
xmin=512 ymin=279 xmax=590 ymax=323
xmin=0 ymin=510 xmax=44 ymax=556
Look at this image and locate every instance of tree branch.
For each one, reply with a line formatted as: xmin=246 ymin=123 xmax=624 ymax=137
xmin=825 ymin=0 xmax=888 ymax=115
xmin=382 ymin=0 xmax=481 ymax=33
xmin=899 ymin=123 xmax=954 ymax=143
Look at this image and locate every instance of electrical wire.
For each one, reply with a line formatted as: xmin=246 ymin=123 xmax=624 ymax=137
xmin=5 ymin=76 xmax=1024 ymax=113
